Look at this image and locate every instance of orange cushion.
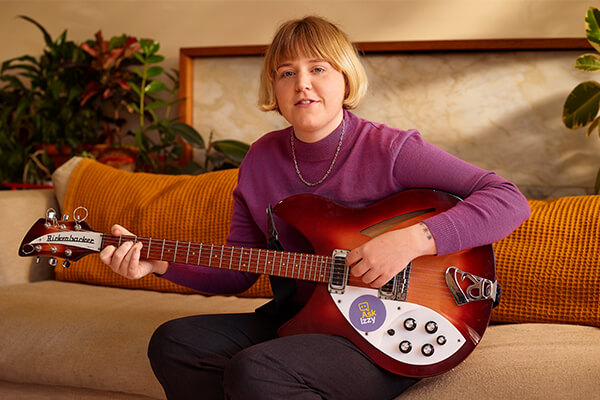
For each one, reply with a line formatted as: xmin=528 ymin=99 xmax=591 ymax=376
xmin=492 ymin=195 xmax=600 ymax=327
xmin=56 ymin=158 xmax=272 ymax=298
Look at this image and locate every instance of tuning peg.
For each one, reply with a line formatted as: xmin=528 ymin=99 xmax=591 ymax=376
xmin=62 ymin=260 xmax=71 ymax=268
xmin=63 ymin=214 xmax=69 ymax=221
xmin=49 ymin=258 xmax=57 ymax=266
xmin=36 ymin=256 xmax=40 ymax=264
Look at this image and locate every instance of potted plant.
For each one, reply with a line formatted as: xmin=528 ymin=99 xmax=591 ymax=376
xmin=0 ymin=16 xmax=250 ymax=185
xmin=0 ymin=16 xmax=100 ymax=184
xmin=562 ymin=6 xmax=600 ymax=192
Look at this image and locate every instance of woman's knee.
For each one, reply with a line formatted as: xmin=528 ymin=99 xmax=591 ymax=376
xmin=147 ymin=319 xmax=178 ymax=368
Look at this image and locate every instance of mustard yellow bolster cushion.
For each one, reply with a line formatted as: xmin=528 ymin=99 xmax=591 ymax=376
xmin=492 ymin=195 xmax=600 ymax=327
xmin=55 ymin=158 xmax=272 ymax=298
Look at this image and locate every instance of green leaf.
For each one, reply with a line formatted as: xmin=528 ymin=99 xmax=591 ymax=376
xmin=139 ymin=39 xmax=151 ymax=54
xmin=134 ymin=52 xmax=145 ymax=64
xmin=128 ymin=81 xmax=141 ymax=96
xmin=18 ymin=15 xmax=53 ymax=47
xmin=130 ymin=102 xmax=140 ymax=114
xmin=132 ymin=67 xmax=144 ymax=78
xmin=145 ymin=66 xmax=163 ymax=78
xmin=562 ymin=81 xmax=600 ymax=129
xmin=144 ymin=80 xmax=166 ymax=94
xmin=212 ymin=140 xmax=250 ymax=164
xmin=171 ymin=122 xmax=205 ymax=148
xmin=147 ymin=55 xmax=165 ymax=64
xmin=586 ymin=7 xmax=600 ymax=53
xmin=575 ymin=54 xmax=600 ymax=72
xmin=145 ymin=100 xmax=167 ymax=110
xmin=587 ymin=115 xmax=600 ymax=137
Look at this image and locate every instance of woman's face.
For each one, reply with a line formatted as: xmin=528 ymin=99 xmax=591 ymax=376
xmin=273 ymin=55 xmax=346 ymax=143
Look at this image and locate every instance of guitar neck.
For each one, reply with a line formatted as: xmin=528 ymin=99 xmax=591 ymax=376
xmin=102 ymin=234 xmax=331 ymax=284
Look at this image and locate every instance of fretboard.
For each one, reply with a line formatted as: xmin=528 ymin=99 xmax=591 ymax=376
xmin=101 ymin=234 xmax=333 ymax=283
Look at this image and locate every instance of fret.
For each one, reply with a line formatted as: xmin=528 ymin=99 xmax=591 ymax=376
xmin=292 ymin=253 xmax=298 ymax=279
xmin=173 ymin=241 xmax=179 ymax=262
xmin=118 ymin=236 xmax=122 ymax=247
xmin=265 ymin=250 xmax=271 ymax=274
xmin=161 ymin=239 xmax=166 ymax=260
xmin=197 ymin=244 xmax=203 ymax=266
xmin=319 ymin=256 xmax=326 ymax=282
xmin=219 ymin=246 xmax=224 ymax=268
xmin=278 ymin=251 xmax=283 ymax=277
xmin=147 ymin=237 xmax=152 ymax=259
xmin=257 ymin=249 xmax=262 ymax=273
xmin=228 ymin=246 xmax=233 ymax=269
xmin=185 ymin=242 xmax=191 ymax=264
xmin=302 ymin=254 xmax=307 ymax=280
xmin=264 ymin=250 xmax=269 ymax=274
xmin=238 ymin=248 xmax=242 ymax=271
xmin=248 ymin=248 xmax=252 ymax=272
xmin=285 ymin=253 xmax=291 ymax=278
xmin=208 ymin=244 xmax=214 ymax=267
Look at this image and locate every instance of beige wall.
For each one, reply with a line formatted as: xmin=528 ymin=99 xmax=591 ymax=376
xmin=1 ymin=1 xmax=597 ymax=196
xmin=0 ymin=1 xmax=591 ymax=73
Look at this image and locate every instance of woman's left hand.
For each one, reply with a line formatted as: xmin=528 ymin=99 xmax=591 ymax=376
xmin=346 ymin=222 xmax=437 ymax=288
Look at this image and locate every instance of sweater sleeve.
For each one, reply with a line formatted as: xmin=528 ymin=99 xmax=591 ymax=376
xmin=393 ymin=132 xmax=530 ymax=255
xmin=157 ymin=156 xmax=263 ymax=294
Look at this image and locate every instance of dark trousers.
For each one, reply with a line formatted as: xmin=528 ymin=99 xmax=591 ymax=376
xmin=147 ymin=312 xmax=418 ymax=400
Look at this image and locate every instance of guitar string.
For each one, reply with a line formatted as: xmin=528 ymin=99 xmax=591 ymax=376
xmin=103 ymin=235 xmax=480 ymax=291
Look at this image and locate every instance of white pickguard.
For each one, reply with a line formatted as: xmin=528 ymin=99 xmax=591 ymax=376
xmin=331 ymin=286 xmax=465 ymax=366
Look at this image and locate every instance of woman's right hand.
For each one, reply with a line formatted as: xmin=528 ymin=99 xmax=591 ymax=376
xmin=99 ymin=224 xmax=168 ymax=279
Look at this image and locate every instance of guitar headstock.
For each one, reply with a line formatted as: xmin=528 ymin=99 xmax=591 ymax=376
xmin=19 ymin=207 xmax=102 ymax=267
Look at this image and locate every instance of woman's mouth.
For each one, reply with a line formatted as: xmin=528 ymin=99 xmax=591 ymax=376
xmin=295 ymin=99 xmax=318 ymax=106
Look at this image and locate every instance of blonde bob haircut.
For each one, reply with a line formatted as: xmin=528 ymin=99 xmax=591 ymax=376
xmin=258 ymin=16 xmax=368 ymax=113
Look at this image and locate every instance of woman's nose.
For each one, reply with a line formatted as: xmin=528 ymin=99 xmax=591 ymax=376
xmin=295 ymin=72 xmax=311 ymax=92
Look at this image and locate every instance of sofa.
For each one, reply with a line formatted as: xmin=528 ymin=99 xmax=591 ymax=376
xmin=1 ymin=156 xmax=599 ymax=400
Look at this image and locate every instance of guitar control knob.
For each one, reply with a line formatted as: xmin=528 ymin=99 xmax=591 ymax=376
xmin=421 ymin=344 xmax=435 ymax=357
xmin=425 ymin=321 xmax=438 ymax=334
xmin=436 ymin=335 xmax=447 ymax=345
xmin=403 ymin=318 xmax=417 ymax=331
xmin=399 ymin=340 xmax=412 ymax=354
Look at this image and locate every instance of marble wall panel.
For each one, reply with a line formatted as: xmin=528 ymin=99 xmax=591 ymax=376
xmin=192 ymin=50 xmax=600 ymax=198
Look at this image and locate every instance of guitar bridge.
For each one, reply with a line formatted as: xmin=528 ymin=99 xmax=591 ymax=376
xmin=328 ymin=249 xmax=349 ymax=294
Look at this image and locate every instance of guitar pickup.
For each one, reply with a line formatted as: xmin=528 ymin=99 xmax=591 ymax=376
xmin=328 ymin=249 xmax=349 ymax=294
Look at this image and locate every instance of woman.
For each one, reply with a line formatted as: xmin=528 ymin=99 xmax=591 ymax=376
xmin=100 ymin=16 xmax=530 ymax=400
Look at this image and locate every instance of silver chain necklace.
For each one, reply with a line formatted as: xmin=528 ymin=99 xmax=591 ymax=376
xmin=290 ymin=118 xmax=345 ymax=187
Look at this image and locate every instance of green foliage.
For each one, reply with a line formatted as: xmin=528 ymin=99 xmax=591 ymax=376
xmin=562 ymin=7 xmax=600 ymax=193
xmin=0 ymin=15 xmax=99 ymax=183
xmin=0 ymin=16 xmax=250 ymax=184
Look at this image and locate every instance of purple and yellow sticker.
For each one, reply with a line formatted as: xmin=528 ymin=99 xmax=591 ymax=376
xmin=349 ymin=295 xmax=386 ymax=332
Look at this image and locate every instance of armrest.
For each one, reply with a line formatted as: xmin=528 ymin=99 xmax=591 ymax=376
xmin=0 ymin=189 xmax=57 ymax=286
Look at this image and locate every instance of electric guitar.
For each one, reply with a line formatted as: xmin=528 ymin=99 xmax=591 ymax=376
xmin=18 ymin=189 xmax=499 ymax=378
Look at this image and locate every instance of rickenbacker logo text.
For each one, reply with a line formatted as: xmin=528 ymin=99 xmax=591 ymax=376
xmin=46 ymin=234 xmax=95 ymax=244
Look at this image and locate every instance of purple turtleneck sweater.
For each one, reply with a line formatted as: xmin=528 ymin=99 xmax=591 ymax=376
xmin=161 ymin=111 xmax=530 ymax=296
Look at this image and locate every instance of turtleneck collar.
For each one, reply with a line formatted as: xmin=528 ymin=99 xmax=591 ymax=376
xmin=290 ymin=110 xmax=357 ymax=162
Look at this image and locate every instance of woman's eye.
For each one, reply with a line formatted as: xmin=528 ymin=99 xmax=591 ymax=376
xmin=280 ymin=71 xmax=294 ymax=78
xmin=313 ymin=67 xmax=325 ymax=73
